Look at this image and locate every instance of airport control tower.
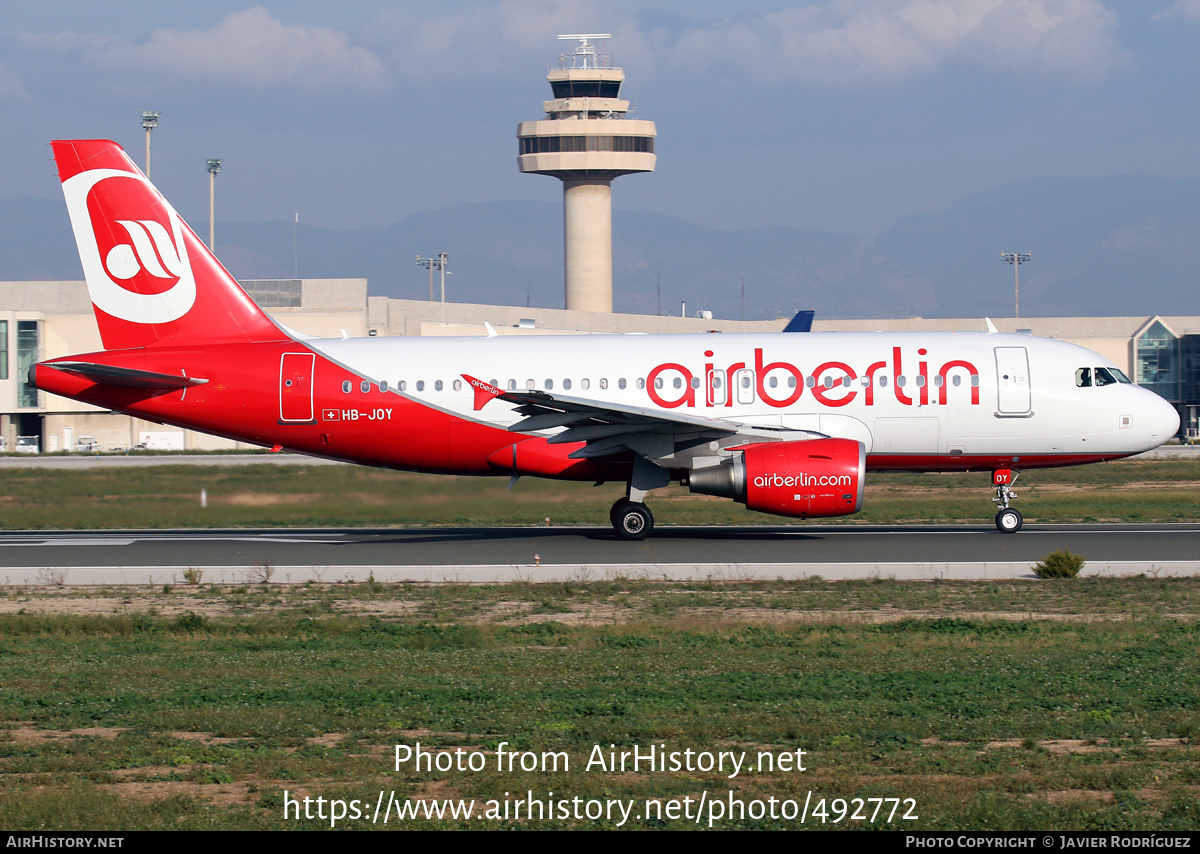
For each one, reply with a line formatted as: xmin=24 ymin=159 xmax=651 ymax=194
xmin=518 ymin=35 xmax=656 ymax=313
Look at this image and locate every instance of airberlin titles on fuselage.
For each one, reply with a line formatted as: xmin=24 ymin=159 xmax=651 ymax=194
xmin=644 ymin=347 xmax=981 ymax=410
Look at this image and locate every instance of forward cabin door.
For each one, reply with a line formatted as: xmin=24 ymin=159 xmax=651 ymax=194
xmin=994 ymin=347 xmax=1031 ymax=415
xmin=279 ymin=352 xmax=315 ymax=423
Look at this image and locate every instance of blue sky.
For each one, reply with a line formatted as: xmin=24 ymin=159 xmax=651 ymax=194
xmin=3 ymin=1 xmax=1199 ymax=238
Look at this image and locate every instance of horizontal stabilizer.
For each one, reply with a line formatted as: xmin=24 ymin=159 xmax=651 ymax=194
xmin=46 ymin=361 xmax=208 ymax=390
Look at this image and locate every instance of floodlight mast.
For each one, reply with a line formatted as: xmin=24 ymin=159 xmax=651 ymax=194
xmin=206 ymin=158 xmax=222 ymax=251
xmin=140 ymin=110 xmax=160 ymax=179
xmin=416 ymin=253 xmax=450 ymax=302
xmin=1001 ymin=252 xmax=1031 ymax=318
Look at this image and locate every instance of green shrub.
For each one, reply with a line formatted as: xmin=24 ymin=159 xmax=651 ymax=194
xmin=1034 ymin=549 xmax=1086 ymax=579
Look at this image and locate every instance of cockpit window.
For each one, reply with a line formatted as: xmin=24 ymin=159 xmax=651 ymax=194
xmin=1076 ymin=368 xmax=1091 ymax=388
xmin=1094 ymin=367 xmax=1118 ymax=386
xmin=1110 ymin=368 xmax=1132 ymax=384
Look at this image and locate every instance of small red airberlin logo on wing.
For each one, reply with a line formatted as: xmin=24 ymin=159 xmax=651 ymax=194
xmin=462 ymin=374 xmax=504 ymax=411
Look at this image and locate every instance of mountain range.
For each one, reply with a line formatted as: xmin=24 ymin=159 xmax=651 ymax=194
xmin=5 ymin=173 xmax=1198 ymax=320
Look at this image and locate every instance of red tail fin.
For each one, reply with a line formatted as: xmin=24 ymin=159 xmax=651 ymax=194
xmin=53 ymin=139 xmax=286 ymax=350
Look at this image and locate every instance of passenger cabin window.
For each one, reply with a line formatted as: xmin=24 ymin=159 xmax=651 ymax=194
xmin=435 ymin=380 xmax=443 ymax=391
xmin=360 ymin=380 xmax=370 ymax=393
xmin=563 ymin=379 xmax=572 ymax=390
xmin=1076 ymin=368 xmax=1092 ymax=387
xmin=342 ymin=381 xmax=351 ymax=393
xmin=416 ymin=380 xmax=425 ymax=391
xmin=399 ymin=381 xmax=407 ymax=391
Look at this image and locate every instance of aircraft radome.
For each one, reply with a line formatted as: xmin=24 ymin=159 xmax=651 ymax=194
xmin=31 ymin=140 xmax=1180 ymax=539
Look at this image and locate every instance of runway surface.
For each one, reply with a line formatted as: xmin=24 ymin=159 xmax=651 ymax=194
xmin=1 ymin=524 xmax=1196 ymax=584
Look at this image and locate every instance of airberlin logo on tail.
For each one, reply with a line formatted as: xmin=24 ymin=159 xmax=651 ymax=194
xmin=61 ymin=167 xmax=196 ymax=324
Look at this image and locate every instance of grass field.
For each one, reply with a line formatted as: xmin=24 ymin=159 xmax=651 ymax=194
xmin=2 ymin=459 xmax=1196 ymax=830
xmin=2 ymin=578 xmax=1199 ymax=830
xmin=0 ymin=457 xmax=1197 ymax=529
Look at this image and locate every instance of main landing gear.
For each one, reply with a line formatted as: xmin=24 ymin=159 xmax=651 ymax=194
xmin=610 ymin=498 xmax=654 ymax=541
xmin=992 ymin=468 xmax=1023 ymax=533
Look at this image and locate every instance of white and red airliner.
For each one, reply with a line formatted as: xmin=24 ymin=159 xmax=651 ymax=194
xmin=31 ymin=140 xmax=1180 ymax=539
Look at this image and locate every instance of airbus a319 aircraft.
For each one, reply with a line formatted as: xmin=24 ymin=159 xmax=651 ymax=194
xmin=31 ymin=140 xmax=1180 ymax=539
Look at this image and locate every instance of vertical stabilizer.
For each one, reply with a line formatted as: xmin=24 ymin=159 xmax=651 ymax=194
xmin=53 ymin=139 xmax=287 ymax=350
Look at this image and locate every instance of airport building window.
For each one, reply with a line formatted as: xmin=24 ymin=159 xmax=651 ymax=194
xmin=520 ymin=135 xmax=654 ymax=155
xmin=550 ymin=79 xmax=622 ymax=99
xmin=17 ymin=321 xmax=39 ymax=409
xmin=240 ymin=279 xmax=302 ymax=308
xmin=1136 ymin=320 xmax=1179 ymax=400
xmin=0 ymin=320 xmax=7 ymax=380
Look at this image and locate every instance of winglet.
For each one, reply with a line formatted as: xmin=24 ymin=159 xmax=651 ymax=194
xmin=462 ymin=374 xmax=503 ymax=411
xmin=484 ymin=322 xmax=498 ymax=338
xmin=984 ymin=317 xmax=999 ymax=334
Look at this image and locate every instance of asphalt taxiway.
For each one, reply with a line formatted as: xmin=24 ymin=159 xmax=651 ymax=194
xmin=0 ymin=524 xmax=1196 ymax=584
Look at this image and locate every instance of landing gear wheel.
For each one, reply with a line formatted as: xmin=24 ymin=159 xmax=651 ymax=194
xmin=612 ymin=501 xmax=654 ymax=541
xmin=995 ymin=507 xmax=1023 ymax=534
xmin=609 ymin=498 xmax=631 ymax=529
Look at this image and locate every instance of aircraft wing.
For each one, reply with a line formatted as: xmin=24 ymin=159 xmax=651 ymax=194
xmin=461 ymin=374 xmax=815 ymax=461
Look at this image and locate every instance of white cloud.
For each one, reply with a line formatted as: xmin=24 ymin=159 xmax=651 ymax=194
xmin=27 ymin=8 xmax=386 ymax=91
xmin=0 ymin=62 xmax=28 ymax=99
xmin=1152 ymin=0 xmax=1200 ymax=21
xmin=363 ymin=0 xmax=653 ymax=80
xmin=672 ymin=0 xmax=1127 ymax=83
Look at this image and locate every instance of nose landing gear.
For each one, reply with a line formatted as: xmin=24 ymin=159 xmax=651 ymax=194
xmin=992 ymin=468 xmax=1022 ymax=533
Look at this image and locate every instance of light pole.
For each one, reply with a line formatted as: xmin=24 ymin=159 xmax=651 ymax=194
xmin=1001 ymin=252 xmax=1031 ymax=318
xmin=140 ymin=110 xmax=160 ymax=178
xmin=206 ymin=158 xmax=222 ymax=251
xmin=416 ymin=252 xmax=450 ymax=302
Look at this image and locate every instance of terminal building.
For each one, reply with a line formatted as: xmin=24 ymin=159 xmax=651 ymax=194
xmin=1 ymin=276 xmax=1197 ymax=452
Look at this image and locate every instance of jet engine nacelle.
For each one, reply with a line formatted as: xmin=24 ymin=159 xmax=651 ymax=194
xmin=687 ymin=438 xmax=866 ymax=519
